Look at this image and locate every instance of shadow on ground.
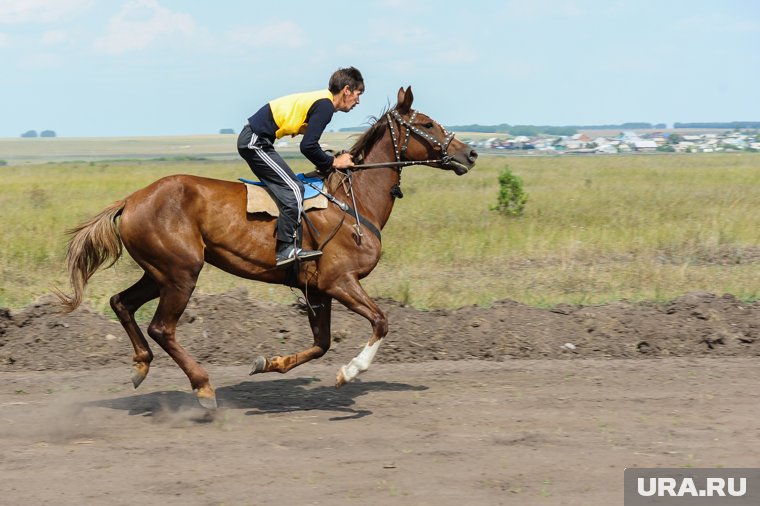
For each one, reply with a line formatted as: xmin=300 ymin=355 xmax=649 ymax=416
xmin=86 ymin=376 xmax=428 ymax=422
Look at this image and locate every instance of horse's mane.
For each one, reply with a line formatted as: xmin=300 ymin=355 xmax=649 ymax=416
xmin=349 ymin=106 xmax=393 ymax=161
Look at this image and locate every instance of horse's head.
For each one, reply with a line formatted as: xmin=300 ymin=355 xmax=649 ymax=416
xmin=388 ymin=86 xmax=477 ymax=175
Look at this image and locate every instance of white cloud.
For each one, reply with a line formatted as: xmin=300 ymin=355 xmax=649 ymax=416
xmin=226 ymin=21 xmax=305 ymax=49
xmin=372 ymin=0 xmax=434 ymax=12
xmin=387 ymin=25 xmax=430 ymax=45
xmin=17 ymin=52 xmax=64 ymax=69
xmin=436 ymin=48 xmax=478 ymax=64
xmin=498 ymin=0 xmax=582 ymax=19
xmin=0 ymin=0 xmax=93 ymax=24
xmin=93 ymin=0 xmax=197 ymax=55
xmin=40 ymin=30 xmax=68 ymax=46
xmin=676 ymin=14 xmax=760 ymax=34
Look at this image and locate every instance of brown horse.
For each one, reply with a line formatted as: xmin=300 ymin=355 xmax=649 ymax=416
xmin=57 ymin=87 xmax=477 ymax=409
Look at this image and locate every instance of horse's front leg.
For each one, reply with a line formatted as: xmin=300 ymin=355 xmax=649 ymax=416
xmin=250 ymin=291 xmax=333 ymax=375
xmin=326 ymin=276 xmax=388 ymax=388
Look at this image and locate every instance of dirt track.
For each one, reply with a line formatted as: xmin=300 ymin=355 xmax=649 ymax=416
xmin=2 ymin=291 xmax=760 ymax=505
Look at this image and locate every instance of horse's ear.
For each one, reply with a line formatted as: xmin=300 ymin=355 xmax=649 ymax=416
xmin=396 ymin=86 xmax=414 ymax=114
xmin=405 ymin=86 xmax=414 ymax=107
xmin=396 ymin=87 xmax=406 ymax=111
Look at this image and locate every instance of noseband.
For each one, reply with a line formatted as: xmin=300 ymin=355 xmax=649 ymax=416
xmin=386 ymin=109 xmax=457 ymax=166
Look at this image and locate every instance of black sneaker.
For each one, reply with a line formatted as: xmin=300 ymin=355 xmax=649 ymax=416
xmin=275 ymin=245 xmax=322 ymax=267
xmin=275 ymin=245 xmax=298 ymax=267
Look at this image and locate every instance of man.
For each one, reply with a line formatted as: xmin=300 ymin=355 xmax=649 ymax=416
xmin=238 ymin=67 xmax=364 ymax=267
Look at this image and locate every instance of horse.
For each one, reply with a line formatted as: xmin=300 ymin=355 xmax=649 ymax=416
xmin=56 ymin=86 xmax=478 ymax=409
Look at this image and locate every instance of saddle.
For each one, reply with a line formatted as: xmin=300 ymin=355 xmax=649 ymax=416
xmin=239 ymin=173 xmax=328 ymax=216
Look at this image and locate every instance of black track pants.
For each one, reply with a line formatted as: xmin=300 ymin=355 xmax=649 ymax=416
xmin=237 ymin=124 xmax=304 ymax=244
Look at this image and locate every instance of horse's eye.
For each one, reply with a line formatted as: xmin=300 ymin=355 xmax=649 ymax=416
xmin=423 ymin=122 xmax=434 ymax=129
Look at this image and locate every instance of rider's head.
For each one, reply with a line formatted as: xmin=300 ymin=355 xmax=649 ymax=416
xmin=330 ymin=67 xmax=364 ymax=113
xmin=329 ymin=67 xmax=364 ymax=94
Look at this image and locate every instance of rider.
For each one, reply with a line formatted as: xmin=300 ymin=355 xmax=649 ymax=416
xmin=237 ymin=67 xmax=364 ymax=267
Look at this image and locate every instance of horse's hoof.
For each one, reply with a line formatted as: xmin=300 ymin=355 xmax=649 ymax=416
xmin=249 ymin=356 xmax=268 ymax=375
xmin=131 ymin=362 xmax=149 ymax=389
xmin=195 ymin=386 xmax=217 ymax=410
xmin=335 ymin=367 xmax=348 ymax=389
xmin=197 ymin=395 xmax=218 ymax=410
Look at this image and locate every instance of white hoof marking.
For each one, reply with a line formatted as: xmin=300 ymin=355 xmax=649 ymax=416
xmin=339 ymin=340 xmax=381 ymax=383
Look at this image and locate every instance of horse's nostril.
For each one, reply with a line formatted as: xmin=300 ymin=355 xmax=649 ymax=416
xmin=468 ymin=150 xmax=478 ymax=163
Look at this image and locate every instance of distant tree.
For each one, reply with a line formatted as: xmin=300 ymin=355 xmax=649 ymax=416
xmin=675 ymin=121 xmax=760 ymax=129
xmin=667 ymin=133 xmax=683 ymax=144
xmin=40 ymin=130 xmax=56 ymax=138
xmin=0 ymin=160 xmax=7 ymax=166
xmin=508 ymin=125 xmax=540 ymax=137
xmin=21 ymin=130 xmax=38 ymax=138
xmin=619 ymin=122 xmax=654 ymax=129
xmin=219 ymin=128 xmax=235 ymax=134
xmin=542 ymin=126 xmax=577 ymax=136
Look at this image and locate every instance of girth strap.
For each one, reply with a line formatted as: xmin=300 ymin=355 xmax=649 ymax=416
xmin=342 ymin=203 xmax=382 ymax=242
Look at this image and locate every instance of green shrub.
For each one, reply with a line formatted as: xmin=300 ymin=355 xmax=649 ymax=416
xmin=491 ymin=166 xmax=528 ymax=216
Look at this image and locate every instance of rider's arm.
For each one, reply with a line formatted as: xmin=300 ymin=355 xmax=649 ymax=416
xmin=300 ymin=100 xmax=334 ymax=172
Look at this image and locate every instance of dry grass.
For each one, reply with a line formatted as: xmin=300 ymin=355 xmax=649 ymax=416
xmin=2 ymin=151 xmax=760 ymax=311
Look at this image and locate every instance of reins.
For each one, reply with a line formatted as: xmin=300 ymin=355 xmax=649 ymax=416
xmin=347 ymin=158 xmax=447 ymax=170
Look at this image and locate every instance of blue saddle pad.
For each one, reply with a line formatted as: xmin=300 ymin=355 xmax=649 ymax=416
xmin=239 ymin=173 xmax=324 ymax=200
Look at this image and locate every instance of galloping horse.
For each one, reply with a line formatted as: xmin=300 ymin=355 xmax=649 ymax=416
xmin=57 ymin=87 xmax=477 ymax=409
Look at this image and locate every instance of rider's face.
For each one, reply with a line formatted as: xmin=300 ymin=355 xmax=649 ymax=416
xmin=339 ymin=86 xmax=362 ymax=112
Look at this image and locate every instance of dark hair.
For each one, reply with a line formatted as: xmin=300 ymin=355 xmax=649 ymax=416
xmin=328 ymin=67 xmax=364 ymax=94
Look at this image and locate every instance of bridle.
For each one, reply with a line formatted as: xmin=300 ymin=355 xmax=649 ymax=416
xmin=347 ymin=108 xmax=458 ymax=170
xmin=386 ymin=109 xmax=457 ymax=166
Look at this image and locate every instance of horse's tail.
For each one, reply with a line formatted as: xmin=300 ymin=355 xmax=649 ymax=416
xmin=54 ymin=200 xmax=126 ymax=313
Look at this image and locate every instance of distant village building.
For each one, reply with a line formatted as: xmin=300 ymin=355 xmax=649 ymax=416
xmin=457 ymin=127 xmax=758 ymax=156
xmin=595 ymin=144 xmax=618 ymax=154
xmin=633 ymin=140 xmax=657 ymax=152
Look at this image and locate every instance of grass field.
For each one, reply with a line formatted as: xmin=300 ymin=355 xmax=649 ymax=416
xmin=2 ymin=137 xmax=760 ymax=313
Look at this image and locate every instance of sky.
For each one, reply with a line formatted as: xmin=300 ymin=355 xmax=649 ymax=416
xmin=1 ymin=0 xmax=759 ymax=138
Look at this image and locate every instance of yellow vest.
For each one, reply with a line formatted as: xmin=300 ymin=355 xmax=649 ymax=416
xmin=269 ymin=89 xmax=334 ymax=139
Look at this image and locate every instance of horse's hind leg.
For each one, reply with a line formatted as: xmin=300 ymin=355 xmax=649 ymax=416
xmin=110 ymin=273 xmax=160 ymax=388
xmin=250 ymin=290 xmax=333 ymax=374
xmin=147 ymin=276 xmax=216 ymax=409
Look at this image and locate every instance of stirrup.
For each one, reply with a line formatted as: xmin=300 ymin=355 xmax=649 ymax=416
xmin=275 ymin=256 xmax=297 ymax=268
xmin=296 ymin=249 xmax=322 ymax=261
xmin=275 ymin=245 xmax=322 ymax=267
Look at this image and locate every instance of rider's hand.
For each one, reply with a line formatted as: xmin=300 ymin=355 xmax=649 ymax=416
xmin=332 ymin=152 xmax=354 ymax=169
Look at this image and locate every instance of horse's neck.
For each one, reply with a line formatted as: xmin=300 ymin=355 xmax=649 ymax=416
xmin=344 ymin=135 xmax=400 ymax=230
